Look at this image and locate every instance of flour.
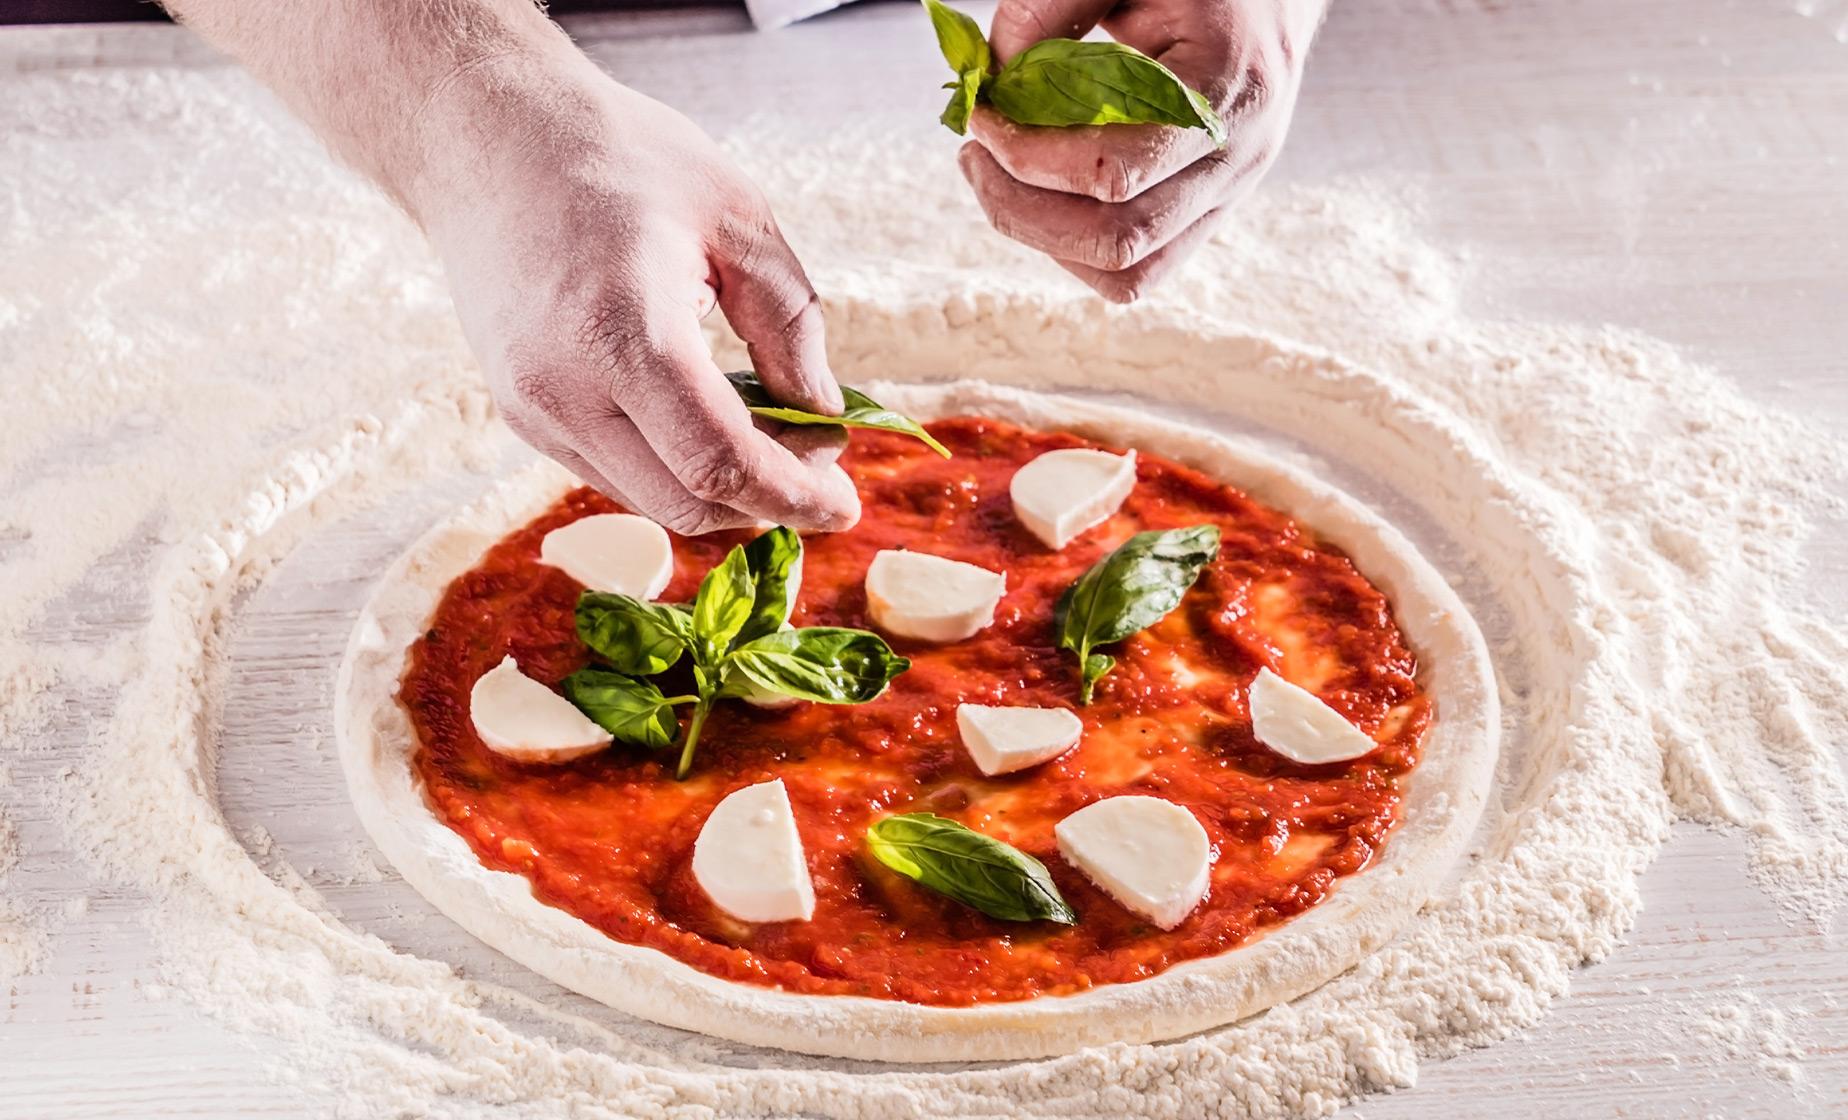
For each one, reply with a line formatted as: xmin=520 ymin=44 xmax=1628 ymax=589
xmin=1 ymin=64 xmax=1844 ymax=1118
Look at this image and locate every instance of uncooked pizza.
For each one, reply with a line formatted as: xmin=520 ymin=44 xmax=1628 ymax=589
xmin=337 ymin=380 xmax=1498 ymax=1062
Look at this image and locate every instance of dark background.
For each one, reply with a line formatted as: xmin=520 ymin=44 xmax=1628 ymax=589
xmin=0 ymin=1 xmax=724 ymax=23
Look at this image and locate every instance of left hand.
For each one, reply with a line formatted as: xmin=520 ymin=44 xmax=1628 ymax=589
xmin=959 ymin=0 xmax=1328 ymax=302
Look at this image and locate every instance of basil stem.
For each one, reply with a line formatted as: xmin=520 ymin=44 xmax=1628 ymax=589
xmin=725 ymin=371 xmax=951 ymax=458
xmin=867 ymin=813 xmax=1076 ymax=924
xmin=1055 ymin=525 xmax=1221 ymax=704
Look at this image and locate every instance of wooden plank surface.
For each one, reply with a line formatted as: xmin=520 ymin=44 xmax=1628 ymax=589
xmin=2 ymin=2 xmax=1845 ymax=1117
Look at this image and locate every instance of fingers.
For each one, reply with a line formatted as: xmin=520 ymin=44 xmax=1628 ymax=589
xmin=959 ymin=139 xmax=1265 ymax=272
xmin=709 ymin=211 xmax=843 ymax=416
xmin=987 ymin=0 xmax=1118 ymax=61
xmin=563 ymin=410 xmax=763 ymax=535
xmin=968 ymin=104 xmax=1221 ymax=205
xmin=1057 ymin=203 xmax=1231 ymax=304
xmin=599 ymin=311 xmax=861 ymax=534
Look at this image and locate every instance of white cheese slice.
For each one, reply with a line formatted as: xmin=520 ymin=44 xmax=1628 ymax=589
xmin=692 ymin=779 xmax=816 ymax=923
xmin=539 ymin=513 xmax=674 ymax=599
xmin=1054 ymin=796 xmax=1212 ymax=930
xmin=468 ymin=655 xmax=611 ymax=763
xmin=863 ymin=550 xmax=1006 ymax=643
xmin=1247 ymin=667 xmax=1379 ymax=764
xmin=956 ymin=704 xmax=1083 ymax=776
xmin=1009 ymin=448 xmax=1138 ymax=550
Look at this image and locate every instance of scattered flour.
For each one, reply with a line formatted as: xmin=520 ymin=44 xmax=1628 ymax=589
xmin=1 ymin=61 xmax=1844 ymax=1119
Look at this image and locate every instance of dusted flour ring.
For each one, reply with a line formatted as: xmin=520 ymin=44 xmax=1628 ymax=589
xmin=335 ymin=381 xmax=1499 ymax=1063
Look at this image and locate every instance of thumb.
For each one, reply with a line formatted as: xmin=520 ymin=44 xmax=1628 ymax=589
xmin=988 ymin=0 xmax=1119 ymax=64
xmin=709 ymin=211 xmax=844 ymax=416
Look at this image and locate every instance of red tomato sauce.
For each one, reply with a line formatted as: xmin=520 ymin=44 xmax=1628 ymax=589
xmin=401 ymin=417 xmax=1430 ymax=1006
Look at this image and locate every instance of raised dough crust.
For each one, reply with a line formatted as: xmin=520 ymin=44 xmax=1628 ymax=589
xmin=334 ymin=381 xmax=1500 ymax=1063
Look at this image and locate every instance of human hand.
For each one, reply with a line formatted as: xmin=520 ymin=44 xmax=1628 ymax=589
xmin=413 ymin=56 xmax=860 ymax=536
xmin=958 ymin=0 xmax=1327 ymax=302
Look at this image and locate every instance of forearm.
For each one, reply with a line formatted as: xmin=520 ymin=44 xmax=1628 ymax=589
xmin=162 ymin=0 xmax=578 ymax=214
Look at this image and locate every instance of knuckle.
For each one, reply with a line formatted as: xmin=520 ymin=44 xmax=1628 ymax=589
xmin=776 ymin=289 xmax=823 ymax=347
xmin=506 ymin=366 xmax=566 ymax=420
xmin=715 ymin=206 xmax=780 ymax=272
xmin=653 ymin=497 xmax=730 ymax=537
xmin=1085 ymin=154 xmax=1137 ymax=204
xmin=677 ymin=441 xmax=753 ymax=505
xmin=576 ymin=302 xmax=660 ymax=404
xmin=1085 ymin=222 xmax=1148 ymax=272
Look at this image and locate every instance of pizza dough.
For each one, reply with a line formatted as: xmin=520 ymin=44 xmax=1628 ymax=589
xmin=334 ymin=381 xmax=1500 ymax=1063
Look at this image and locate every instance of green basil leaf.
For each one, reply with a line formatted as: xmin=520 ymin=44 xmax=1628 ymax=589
xmin=691 ymin=544 xmax=756 ymax=668
xmin=574 ymin=591 xmax=692 ymax=676
xmin=1055 ymin=524 xmax=1221 ymax=703
xmin=736 ymin=526 xmax=803 ymax=646
xmin=723 ymin=626 xmax=910 ymax=704
xmin=560 ymin=669 xmax=683 ymax=750
xmin=725 ymin=371 xmax=952 ymax=458
xmin=866 ymin=813 xmax=1076 ymax=924
xmin=987 ymin=39 xmax=1227 ymax=146
xmin=921 ymin=0 xmax=989 ymax=76
xmin=940 ymin=67 xmax=984 ymax=135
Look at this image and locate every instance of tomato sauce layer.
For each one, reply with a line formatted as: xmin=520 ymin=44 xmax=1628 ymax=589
xmin=402 ymin=418 xmax=1430 ymax=1006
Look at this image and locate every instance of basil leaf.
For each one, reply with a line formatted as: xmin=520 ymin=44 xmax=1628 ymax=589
xmin=940 ymin=67 xmax=983 ymax=135
xmin=736 ymin=526 xmax=803 ymax=647
xmin=921 ymin=0 xmax=990 ymax=134
xmin=691 ymin=544 xmax=756 ymax=668
xmin=575 ymin=591 xmax=691 ymax=677
xmin=1055 ymin=525 xmax=1221 ymax=703
xmin=921 ymin=0 xmax=989 ymax=76
xmin=723 ymin=626 xmax=910 ymax=704
xmin=866 ymin=813 xmax=1076 ymax=924
xmin=987 ymin=40 xmax=1227 ymax=146
xmin=561 ymin=669 xmax=684 ymax=750
xmin=725 ymin=371 xmax=952 ymax=458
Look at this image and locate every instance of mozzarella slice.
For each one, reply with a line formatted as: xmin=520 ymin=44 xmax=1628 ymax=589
xmin=1054 ymin=796 xmax=1212 ymax=930
xmin=1247 ymin=667 xmax=1379 ymax=764
xmin=469 ymin=655 xmax=611 ymax=763
xmin=864 ymin=550 xmax=1006 ymax=643
xmin=539 ymin=513 xmax=673 ymax=599
xmin=692 ymin=779 xmax=816 ymax=923
xmin=1009 ymin=448 xmax=1138 ymax=550
xmin=957 ymin=704 xmax=1083 ymax=776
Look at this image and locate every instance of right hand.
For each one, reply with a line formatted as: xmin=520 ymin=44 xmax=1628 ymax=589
xmin=410 ymin=57 xmax=861 ymax=536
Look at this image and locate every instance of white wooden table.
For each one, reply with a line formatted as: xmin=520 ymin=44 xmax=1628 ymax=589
xmin=2 ymin=2 xmax=1844 ymax=1116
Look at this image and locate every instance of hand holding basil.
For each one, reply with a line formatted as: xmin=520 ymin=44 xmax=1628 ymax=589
xmin=1056 ymin=525 xmax=1221 ymax=703
xmin=568 ymin=525 xmax=910 ymax=778
xmin=920 ymin=0 xmax=1225 ymax=144
xmin=726 ymin=371 xmax=950 ymax=458
xmin=866 ymin=812 xmax=1076 ymax=924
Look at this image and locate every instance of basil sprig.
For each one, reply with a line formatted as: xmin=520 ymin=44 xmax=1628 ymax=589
xmin=567 ymin=525 xmax=910 ymax=778
xmin=1055 ymin=525 xmax=1221 ymax=704
xmin=866 ymin=813 xmax=1076 ymax=924
xmin=920 ymin=0 xmax=1226 ymax=144
xmin=923 ymin=0 xmax=989 ymax=133
xmin=725 ymin=371 xmax=951 ymax=458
